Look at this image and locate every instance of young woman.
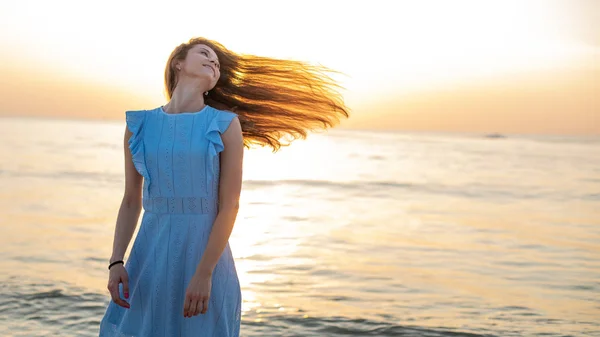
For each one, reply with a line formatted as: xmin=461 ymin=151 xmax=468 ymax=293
xmin=98 ymin=37 xmax=349 ymax=336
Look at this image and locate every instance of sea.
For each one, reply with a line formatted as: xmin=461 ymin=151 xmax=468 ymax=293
xmin=0 ymin=116 xmax=598 ymax=337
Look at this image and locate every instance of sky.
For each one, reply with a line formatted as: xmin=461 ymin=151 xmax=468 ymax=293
xmin=0 ymin=0 xmax=598 ymax=135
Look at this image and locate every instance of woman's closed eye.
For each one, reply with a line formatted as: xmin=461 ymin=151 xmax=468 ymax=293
xmin=199 ymin=50 xmax=219 ymax=69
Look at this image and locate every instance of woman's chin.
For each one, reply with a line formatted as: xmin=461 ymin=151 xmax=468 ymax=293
xmin=187 ymin=72 xmax=216 ymax=85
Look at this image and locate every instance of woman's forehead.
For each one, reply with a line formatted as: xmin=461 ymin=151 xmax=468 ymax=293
xmin=191 ymin=44 xmax=218 ymax=59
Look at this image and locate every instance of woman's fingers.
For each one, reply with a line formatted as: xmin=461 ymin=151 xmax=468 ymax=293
xmin=184 ymin=296 xmax=196 ymax=318
xmin=201 ymin=297 xmax=209 ymax=314
xmin=122 ymin=274 xmax=129 ymax=299
xmin=183 ymin=297 xmax=190 ymax=317
xmin=193 ymin=299 xmax=202 ymax=316
xmin=107 ymin=280 xmax=130 ymax=309
xmin=184 ymin=295 xmax=209 ymax=317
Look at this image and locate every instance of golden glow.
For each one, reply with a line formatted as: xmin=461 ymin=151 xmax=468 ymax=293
xmin=0 ymin=0 xmax=598 ymax=134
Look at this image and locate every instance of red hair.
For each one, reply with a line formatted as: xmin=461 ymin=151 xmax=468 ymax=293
xmin=165 ymin=37 xmax=350 ymax=151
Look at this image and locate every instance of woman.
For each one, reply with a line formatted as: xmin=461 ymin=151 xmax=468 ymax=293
xmin=98 ymin=37 xmax=349 ymax=336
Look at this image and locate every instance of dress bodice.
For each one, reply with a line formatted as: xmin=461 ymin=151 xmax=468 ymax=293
xmin=125 ymin=105 xmax=237 ymax=214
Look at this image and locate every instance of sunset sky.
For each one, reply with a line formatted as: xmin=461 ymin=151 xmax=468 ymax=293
xmin=0 ymin=0 xmax=598 ymax=135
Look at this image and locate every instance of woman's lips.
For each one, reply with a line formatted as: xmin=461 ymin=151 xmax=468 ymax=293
xmin=203 ymin=64 xmax=215 ymax=76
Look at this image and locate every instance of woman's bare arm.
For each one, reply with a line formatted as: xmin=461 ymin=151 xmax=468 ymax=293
xmin=109 ymin=126 xmax=144 ymax=263
xmin=196 ymin=117 xmax=244 ymax=276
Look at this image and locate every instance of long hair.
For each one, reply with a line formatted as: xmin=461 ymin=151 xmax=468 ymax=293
xmin=164 ymin=37 xmax=350 ymax=151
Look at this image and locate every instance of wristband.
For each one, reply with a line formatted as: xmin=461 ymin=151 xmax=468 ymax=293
xmin=108 ymin=260 xmax=124 ymax=270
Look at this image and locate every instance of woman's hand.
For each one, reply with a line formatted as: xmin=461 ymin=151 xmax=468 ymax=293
xmin=107 ymin=264 xmax=130 ymax=309
xmin=183 ymin=271 xmax=212 ymax=317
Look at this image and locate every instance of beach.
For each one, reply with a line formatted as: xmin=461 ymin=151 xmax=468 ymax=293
xmin=0 ymin=116 xmax=598 ymax=336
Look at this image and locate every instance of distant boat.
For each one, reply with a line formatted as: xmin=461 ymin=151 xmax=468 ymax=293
xmin=484 ymin=133 xmax=506 ymax=139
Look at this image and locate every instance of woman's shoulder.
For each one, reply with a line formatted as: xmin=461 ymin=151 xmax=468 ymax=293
xmin=125 ymin=107 xmax=160 ymax=115
xmin=209 ymin=106 xmax=238 ymax=125
xmin=124 ymin=107 xmax=163 ymax=124
xmin=206 ymin=106 xmax=239 ymax=139
xmin=124 ymin=107 xmax=160 ymax=122
xmin=210 ymin=106 xmax=237 ymax=117
xmin=124 ymin=108 xmax=160 ymax=135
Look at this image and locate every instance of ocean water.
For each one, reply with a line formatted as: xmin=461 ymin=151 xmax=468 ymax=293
xmin=0 ymin=116 xmax=599 ymax=337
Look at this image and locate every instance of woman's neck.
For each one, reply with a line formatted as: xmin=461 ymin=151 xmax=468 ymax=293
xmin=165 ymin=81 xmax=207 ymax=114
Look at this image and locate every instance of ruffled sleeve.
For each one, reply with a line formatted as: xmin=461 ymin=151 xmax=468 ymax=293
xmin=125 ymin=110 xmax=150 ymax=189
xmin=205 ymin=110 xmax=238 ymax=158
xmin=205 ymin=110 xmax=238 ymax=192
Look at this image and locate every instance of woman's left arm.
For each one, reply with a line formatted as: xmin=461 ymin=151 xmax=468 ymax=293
xmin=196 ymin=116 xmax=244 ymax=276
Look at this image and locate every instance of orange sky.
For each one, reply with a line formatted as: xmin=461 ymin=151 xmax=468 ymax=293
xmin=347 ymin=61 xmax=599 ymax=135
xmin=0 ymin=0 xmax=598 ymax=135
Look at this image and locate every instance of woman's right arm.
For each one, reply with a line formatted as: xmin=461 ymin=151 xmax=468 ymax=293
xmin=110 ymin=126 xmax=143 ymax=263
xmin=106 ymin=126 xmax=143 ymax=308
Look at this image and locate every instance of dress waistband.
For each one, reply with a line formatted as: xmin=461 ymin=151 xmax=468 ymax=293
xmin=143 ymin=197 xmax=215 ymax=214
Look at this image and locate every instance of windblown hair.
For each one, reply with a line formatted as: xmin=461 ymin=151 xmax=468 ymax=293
xmin=164 ymin=37 xmax=350 ymax=151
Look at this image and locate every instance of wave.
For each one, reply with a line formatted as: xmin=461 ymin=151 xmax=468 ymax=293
xmin=242 ymin=179 xmax=596 ymax=202
xmin=0 ymin=276 xmax=495 ymax=337
xmin=3 ymin=169 xmax=596 ymax=202
xmin=0 ymin=169 xmax=122 ymax=186
xmin=242 ymin=314 xmax=495 ymax=337
xmin=0 ymin=277 xmax=107 ymax=336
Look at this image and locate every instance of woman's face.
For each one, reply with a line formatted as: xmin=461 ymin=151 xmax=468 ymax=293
xmin=178 ymin=44 xmax=221 ymax=89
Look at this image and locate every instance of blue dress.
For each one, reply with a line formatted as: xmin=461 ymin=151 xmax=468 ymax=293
xmin=99 ymin=105 xmax=242 ymax=337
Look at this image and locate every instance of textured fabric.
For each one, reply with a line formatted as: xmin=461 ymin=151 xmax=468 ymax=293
xmin=99 ymin=105 xmax=241 ymax=337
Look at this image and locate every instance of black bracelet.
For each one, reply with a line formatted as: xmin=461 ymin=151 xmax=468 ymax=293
xmin=108 ymin=260 xmax=124 ymax=270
